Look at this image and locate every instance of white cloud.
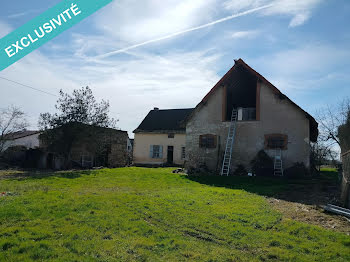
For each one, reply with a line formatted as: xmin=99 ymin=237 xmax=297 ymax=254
xmin=223 ymin=0 xmax=323 ymax=27
xmin=95 ymin=5 xmax=270 ymax=58
xmin=230 ymin=30 xmax=259 ymax=39
xmin=95 ymin=0 xmax=218 ymax=43
xmin=223 ymin=0 xmax=264 ymax=12
xmin=289 ymin=12 xmax=310 ymax=27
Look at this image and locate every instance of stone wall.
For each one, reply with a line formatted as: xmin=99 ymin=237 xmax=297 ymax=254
xmin=186 ymin=83 xmax=312 ymax=174
xmin=108 ymin=131 xmax=129 ymax=167
xmin=41 ymin=125 xmax=128 ymax=168
xmin=339 ymin=123 xmax=350 ymax=208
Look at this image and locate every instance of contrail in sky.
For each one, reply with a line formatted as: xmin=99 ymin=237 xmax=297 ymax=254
xmin=97 ymin=4 xmax=273 ymax=58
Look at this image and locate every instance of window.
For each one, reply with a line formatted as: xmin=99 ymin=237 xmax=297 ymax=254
xmin=265 ymin=134 xmax=288 ymax=150
xmin=199 ymin=134 xmax=217 ymax=148
xmin=168 ymin=133 xmax=175 ymax=138
xmin=242 ymin=108 xmax=256 ymax=121
xmin=181 ymin=147 xmax=186 ymax=159
xmin=150 ymin=145 xmax=163 ymax=158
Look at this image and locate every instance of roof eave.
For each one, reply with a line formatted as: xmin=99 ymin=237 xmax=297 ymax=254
xmin=133 ymin=129 xmax=186 ymax=134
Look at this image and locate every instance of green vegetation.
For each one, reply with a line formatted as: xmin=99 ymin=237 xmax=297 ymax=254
xmin=0 ymin=167 xmax=348 ymax=261
xmin=319 ymin=167 xmax=342 ymax=182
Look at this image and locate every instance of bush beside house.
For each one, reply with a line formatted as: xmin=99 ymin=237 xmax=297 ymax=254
xmin=250 ymin=150 xmax=274 ymax=177
xmin=284 ymin=162 xmax=310 ymax=179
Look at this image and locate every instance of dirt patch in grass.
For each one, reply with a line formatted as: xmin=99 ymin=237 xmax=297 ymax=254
xmin=269 ymin=198 xmax=350 ymax=235
xmin=265 ymin=168 xmax=350 ymax=235
xmin=0 ymin=169 xmax=94 ymax=180
xmin=268 ymin=174 xmax=350 ymax=235
xmin=276 ymin=179 xmax=340 ymax=206
xmin=0 ymin=169 xmax=28 ymax=179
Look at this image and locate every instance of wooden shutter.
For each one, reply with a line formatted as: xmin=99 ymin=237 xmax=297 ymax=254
xmin=159 ymin=146 xmax=163 ymax=158
xmin=150 ymin=145 xmax=154 ymax=158
xmin=264 ymin=134 xmax=288 ymax=150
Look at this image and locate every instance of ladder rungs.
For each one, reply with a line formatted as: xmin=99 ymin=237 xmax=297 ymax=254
xmin=220 ymin=109 xmax=237 ymax=176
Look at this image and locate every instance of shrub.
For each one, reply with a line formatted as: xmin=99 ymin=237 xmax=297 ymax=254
xmin=233 ymin=164 xmax=247 ymax=176
xmin=251 ymin=150 xmax=274 ymax=177
xmin=3 ymin=146 xmax=27 ymax=165
xmin=284 ymin=162 xmax=310 ymax=179
xmin=187 ymin=163 xmax=212 ymax=176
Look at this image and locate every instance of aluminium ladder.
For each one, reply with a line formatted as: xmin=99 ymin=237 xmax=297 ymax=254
xmin=274 ymin=149 xmax=284 ymax=176
xmin=220 ymin=109 xmax=238 ymax=176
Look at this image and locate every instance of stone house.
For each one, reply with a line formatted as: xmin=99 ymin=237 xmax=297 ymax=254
xmin=185 ymin=59 xmax=318 ymax=173
xmin=40 ymin=123 xmax=129 ymax=169
xmin=133 ymin=108 xmax=193 ymax=166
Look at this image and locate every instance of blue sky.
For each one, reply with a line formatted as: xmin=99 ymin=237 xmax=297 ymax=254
xmin=0 ymin=0 xmax=349 ymax=137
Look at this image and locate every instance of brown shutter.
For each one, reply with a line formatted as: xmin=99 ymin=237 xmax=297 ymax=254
xmin=264 ymin=134 xmax=288 ymax=150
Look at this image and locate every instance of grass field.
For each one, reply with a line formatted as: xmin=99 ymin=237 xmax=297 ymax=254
xmin=0 ymin=167 xmax=349 ymax=261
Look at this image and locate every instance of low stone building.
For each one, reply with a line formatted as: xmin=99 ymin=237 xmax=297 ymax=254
xmin=40 ymin=123 xmax=129 ymax=169
xmin=185 ymin=59 xmax=318 ymax=174
xmin=133 ymin=108 xmax=193 ymax=166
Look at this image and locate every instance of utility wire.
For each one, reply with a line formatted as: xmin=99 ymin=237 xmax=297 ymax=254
xmin=0 ymin=76 xmax=58 ymax=97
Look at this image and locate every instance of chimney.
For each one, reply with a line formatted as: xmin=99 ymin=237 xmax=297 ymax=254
xmin=153 ymin=107 xmax=159 ymax=110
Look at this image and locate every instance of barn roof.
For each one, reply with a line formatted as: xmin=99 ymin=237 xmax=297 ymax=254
xmin=134 ymin=108 xmax=194 ymax=133
xmin=4 ymin=130 xmax=40 ymax=140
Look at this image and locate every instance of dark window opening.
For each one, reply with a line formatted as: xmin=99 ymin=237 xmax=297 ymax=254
xmin=265 ymin=134 xmax=288 ymax=150
xmin=168 ymin=133 xmax=175 ymax=138
xmin=199 ymin=134 xmax=217 ymax=148
xmin=225 ymin=65 xmax=258 ymax=121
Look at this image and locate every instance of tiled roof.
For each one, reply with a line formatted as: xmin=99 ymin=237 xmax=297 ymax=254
xmin=5 ymin=130 xmax=40 ymax=140
xmin=134 ymin=108 xmax=194 ymax=133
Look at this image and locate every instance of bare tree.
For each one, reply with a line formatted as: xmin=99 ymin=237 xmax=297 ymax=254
xmin=317 ymin=97 xmax=350 ymax=148
xmin=311 ymin=142 xmax=339 ymax=172
xmin=0 ymin=106 xmax=28 ymax=153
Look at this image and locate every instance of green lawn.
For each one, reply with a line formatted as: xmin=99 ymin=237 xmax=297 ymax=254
xmin=0 ymin=168 xmax=349 ymax=261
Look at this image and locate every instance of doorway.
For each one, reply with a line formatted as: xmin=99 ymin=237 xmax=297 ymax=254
xmin=167 ymin=146 xmax=174 ymax=164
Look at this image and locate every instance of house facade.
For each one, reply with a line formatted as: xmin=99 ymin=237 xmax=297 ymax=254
xmin=185 ymin=59 xmax=318 ymax=173
xmin=133 ymin=108 xmax=193 ymax=166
